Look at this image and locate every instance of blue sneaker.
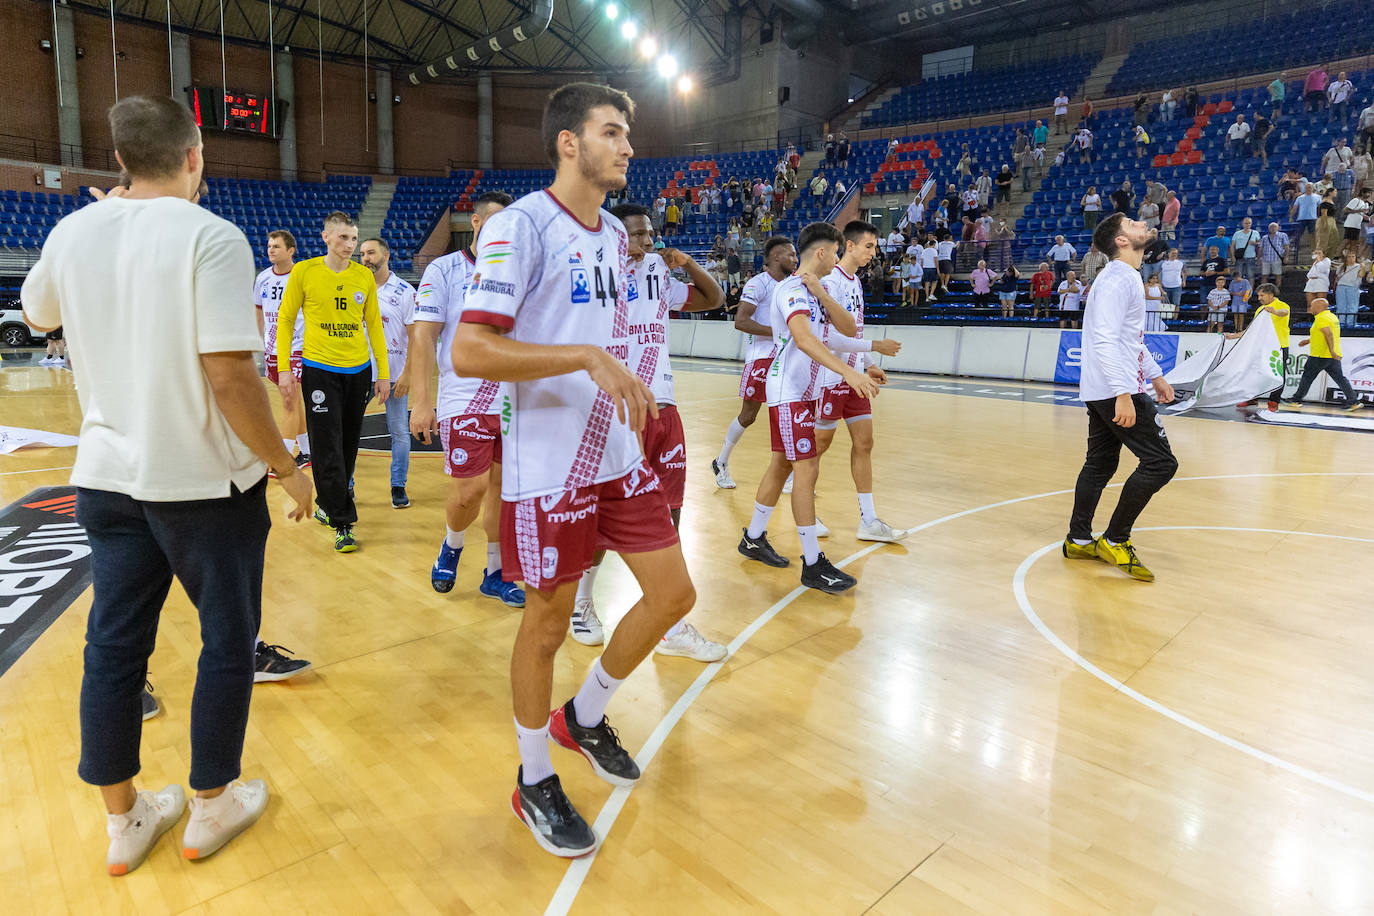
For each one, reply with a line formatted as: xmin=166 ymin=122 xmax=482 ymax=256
xmin=432 ymin=541 xmax=461 ymax=593
xmin=480 ymin=568 xmax=526 ymax=607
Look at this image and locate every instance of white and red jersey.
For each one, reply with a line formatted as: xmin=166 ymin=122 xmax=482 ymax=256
xmin=765 ymin=274 xmax=833 ymax=406
xmin=818 ymin=264 xmax=871 ymax=390
xmin=740 ymin=270 xmax=782 ymax=363
xmin=254 ymin=266 xmax=304 ymax=357
xmin=375 ymin=272 xmax=416 ymax=382
xmin=415 ymin=249 xmax=502 ymax=421
xmin=626 ymin=252 xmax=690 ymax=406
xmin=461 ymin=190 xmax=641 ymax=501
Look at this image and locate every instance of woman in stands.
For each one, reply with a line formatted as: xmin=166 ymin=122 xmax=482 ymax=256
xmin=1306 ymin=248 xmax=1332 ymax=307
xmin=996 ymin=263 xmax=1020 ymax=320
xmin=970 ymin=260 xmax=996 ymax=311
xmin=1160 ymin=249 xmax=1186 ymax=320
xmin=1316 ymin=189 xmax=1343 ymax=258
xmin=1144 ymin=274 xmax=1166 ymax=332
xmin=1278 ymin=166 xmax=1303 ymax=201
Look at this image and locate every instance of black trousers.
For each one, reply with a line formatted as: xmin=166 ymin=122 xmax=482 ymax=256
xmin=76 ymin=478 xmax=269 ymax=790
xmin=1068 ymin=394 xmax=1179 ymax=543
xmin=302 ymin=364 xmax=372 ymax=527
xmin=1270 ymin=346 xmax=1289 ymax=403
xmin=1293 ymin=355 xmax=1358 ymax=404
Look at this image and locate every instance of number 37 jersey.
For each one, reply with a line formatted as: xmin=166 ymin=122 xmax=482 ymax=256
xmin=461 ymin=190 xmax=642 ymax=501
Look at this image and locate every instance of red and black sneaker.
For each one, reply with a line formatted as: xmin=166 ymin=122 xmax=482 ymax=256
xmin=550 ymin=698 xmax=640 ymax=786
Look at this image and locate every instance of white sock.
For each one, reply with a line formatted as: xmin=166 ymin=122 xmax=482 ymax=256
xmin=857 ymin=493 xmax=877 ymax=526
xmin=516 ymin=718 xmax=554 ymax=785
xmin=108 ymin=794 xmax=151 ymax=829
xmin=282 ymin=438 xmax=296 ymax=454
xmin=747 ymin=502 xmax=775 ymax=539
xmin=576 ymin=565 xmax=600 ymax=603
xmin=1073 ymin=538 xmax=1094 ymax=546
xmin=718 ymin=419 xmax=746 ymax=465
xmin=1104 ymin=537 xmax=1121 ymax=546
xmin=798 ymin=525 xmax=820 ymax=564
xmin=663 ymin=619 xmax=688 ymax=640
xmin=446 ymin=527 xmax=465 ymax=550
xmin=486 ymin=542 xmax=501 ymax=572
xmin=573 ymin=657 xmax=623 ymax=728
xmin=296 ymin=433 xmax=310 ymax=454
xmin=784 ymin=472 xmax=795 ymax=489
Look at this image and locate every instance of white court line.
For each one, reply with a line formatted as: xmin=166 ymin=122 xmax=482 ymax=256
xmin=1014 ymin=525 xmax=1374 ymax=806
xmin=544 ymin=473 xmax=1374 ymax=914
xmin=0 ymin=465 xmax=73 ymax=476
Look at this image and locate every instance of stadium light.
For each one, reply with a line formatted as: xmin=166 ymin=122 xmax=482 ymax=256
xmin=639 ymin=36 xmax=658 ymax=58
xmin=605 ymin=3 xmax=618 ymax=19
xmin=657 ymin=54 xmax=678 ymax=78
xmin=620 ymin=20 xmax=637 ymax=40
xmin=677 ymin=74 xmax=693 ymax=94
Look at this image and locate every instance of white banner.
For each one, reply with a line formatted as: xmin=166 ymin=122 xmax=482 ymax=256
xmin=0 ymin=426 xmax=79 ymax=455
xmin=1162 ymin=320 xmax=1283 ymax=412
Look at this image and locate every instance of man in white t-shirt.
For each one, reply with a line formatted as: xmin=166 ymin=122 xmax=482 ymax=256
xmin=936 ymin=235 xmax=957 ymax=293
xmin=1054 ymin=91 xmax=1070 ymax=134
xmin=737 ymin=222 xmax=881 ymax=593
xmin=360 ymin=237 xmax=416 ymax=507
xmin=652 ymin=193 xmax=667 ymax=232
xmin=254 ymin=230 xmax=309 ymax=466
xmin=712 ymin=235 xmax=797 ymax=488
xmin=906 ymin=196 xmax=924 ymax=229
xmin=453 ymin=83 xmax=695 ymax=858
xmin=1328 ymin=70 xmax=1354 ymax=123
xmin=1343 ymin=187 xmax=1372 ymax=254
xmin=1225 ymin=113 xmax=1251 ymax=158
xmin=410 ymin=191 xmax=525 ymax=608
xmin=21 ymin=96 xmax=311 ymax=876
xmin=885 ymin=228 xmax=904 ymax=254
xmin=921 ymin=238 xmax=940 ymax=301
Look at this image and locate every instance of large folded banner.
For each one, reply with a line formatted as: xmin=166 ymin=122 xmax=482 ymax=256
xmin=1162 ymin=319 xmax=1283 ymax=412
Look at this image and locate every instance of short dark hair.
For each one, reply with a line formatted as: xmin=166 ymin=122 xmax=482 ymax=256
xmin=1092 ymin=211 xmax=1127 ymax=258
xmin=474 ymin=190 xmax=513 ymax=212
xmin=268 ymin=229 xmax=297 ymax=251
xmin=108 ymin=96 xmax=200 ymax=180
xmin=324 ymin=211 xmax=355 ymax=230
xmin=609 ymin=203 xmax=653 ymax=223
xmin=362 ymin=237 xmax=390 ymax=255
xmin=842 ymin=219 xmax=879 ymax=247
xmin=798 ymin=221 xmax=843 ymax=256
xmin=1256 ymin=282 xmax=1279 ymax=297
xmin=541 ymin=82 xmax=635 ymax=168
xmin=763 ymin=235 xmax=794 ymax=262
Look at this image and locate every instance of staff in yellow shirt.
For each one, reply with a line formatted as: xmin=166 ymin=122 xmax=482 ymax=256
xmin=1282 ymin=296 xmax=1364 ymax=412
xmin=276 ymin=210 xmax=390 ymax=551
xmin=1228 ymin=282 xmax=1291 ymax=409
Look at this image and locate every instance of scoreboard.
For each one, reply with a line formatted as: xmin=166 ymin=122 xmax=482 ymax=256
xmin=187 ymin=86 xmax=288 ymax=139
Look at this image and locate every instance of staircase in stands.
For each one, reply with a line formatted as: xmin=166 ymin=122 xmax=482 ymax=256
xmin=1079 ymin=51 xmax=1132 ymax=104
xmin=356 ymin=178 xmax=397 ymax=244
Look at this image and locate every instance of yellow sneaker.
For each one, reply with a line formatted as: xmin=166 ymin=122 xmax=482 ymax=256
xmin=1061 ymin=537 xmax=1098 ymax=560
xmin=1094 ymin=537 xmax=1154 ymax=581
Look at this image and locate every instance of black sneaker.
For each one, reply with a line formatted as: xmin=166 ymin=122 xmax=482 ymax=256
xmin=391 ymin=486 xmax=409 ymax=509
xmin=800 ymin=552 xmax=857 ymax=594
xmin=141 ymin=680 xmax=160 ymax=721
xmin=738 ymin=528 xmax=790 ymax=567
xmin=294 ymin=453 xmax=312 ymax=470
xmin=549 ymin=698 xmax=640 ymax=786
xmin=334 ymin=526 xmax=358 ymax=553
xmin=254 ymin=642 xmax=312 ymax=682
xmin=510 ymin=768 xmax=598 ymax=858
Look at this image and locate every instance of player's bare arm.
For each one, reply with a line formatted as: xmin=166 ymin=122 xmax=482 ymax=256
xmin=733 ymin=299 xmax=772 ymax=336
xmin=786 ymin=313 xmax=879 ymax=399
xmin=407 ymin=321 xmax=441 ymax=443
xmin=662 ymin=249 xmax=725 ymax=311
xmin=799 ymin=272 xmax=858 ymax=336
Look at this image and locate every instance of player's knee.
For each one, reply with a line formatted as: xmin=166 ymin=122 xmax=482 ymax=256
xmin=657 ymin=577 xmax=696 ymax=621
xmin=524 ymin=609 xmax=571 ymax=656
xmin=1148 ymin=453 xmax=1179 ymax=485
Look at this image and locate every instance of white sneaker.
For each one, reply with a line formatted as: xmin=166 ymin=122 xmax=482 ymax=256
xmin=711 ymin=458 xmax=736 ymax=489
xmin=655 ymin=622 xmax=728 ymax=662
xmin=781 ymin=474 xmax=794 ymax=495
xmin=181 ymin=779 xmax=268 ymax=860
xmin=569 ymin=598 xmax=604 ymax=646
xmin=106 ymin=785 xmax=186 ymax=876
xmin=857 ymin=518 xmax=908 ymax=542
xmin=815 ymin=516 xmax=830 ymax=538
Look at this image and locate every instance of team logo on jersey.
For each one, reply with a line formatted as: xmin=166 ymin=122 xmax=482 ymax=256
xmin=657 ymin=444 xmax=686 ymax=469
xmin=541 ymin=547 xmax=559 ymax=580
xmin=353 ymin=290 xmax=365 ymax=304
xmin=797 ymin=438 xmax=812 ymax=454
xmin=620 ymin=463 xmax=661 ymax=499
xmin=570 ymin=268 xmax=590 ymax=304
xmin=626 ymin=273 xmax=639 ymax=301
xmin=311 ymin=390 xmax=325 ymax=404
xmin=450 ymin=448 xmax=469 ymax=466
xmin=596 ymin=248 xmax=604 ymax=263
xmin=481 ymin=240 xmax=513 ymax=264
xmin=539 ymin=493 xmax=564 ymax=512
xmin=792 ymin=407 xmax=812 ymax=425
xmin=823 ymin=402 xmax=834 ymax=416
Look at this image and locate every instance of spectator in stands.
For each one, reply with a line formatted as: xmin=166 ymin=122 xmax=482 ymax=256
xmin=920 ymin=239 xmax=939 ymax=302
xmin=1252 ymin=113 xmax=1274 ymax=169
xmin=1231 ymin=218 xmax=1262 ymax=285
xmin=1317 ymin=189 xmax=1343 ymax=257
xmin=772 ymin=181 xmax=786 ymax=217
xmin=885 ymin=226 xmax=904 ymax=255
xmin=934 ymin=199 xmax=950 ymax=232
xmin=1260 ymin=222 xmax=1290 ymax=280
xmin=1343 ymin=187 xmax=1372 ymax=257
xmin=1082 ymin=97 xmax=1094 ymax=127
xmin=726 ymin=248 xmax=742 ymax=289
xmin=727 ymin=217 xmax=741 ymax=249
xmin=725 ymin=281 xmax=742 ymax=312
xmin=902 ymin=253 xmax=920 ymax=306
xmin=740 ymin=203 xmax=755 ymax=236
xmin=1269 ymin=72 xmax=1286 ymax=117
xmin=1205 ymin=276 xmax=1231 ymax=333
xmin=886 ymin=137 xmax=900 ymax=160
xmin=664 ymin=198 xmax=681 ymax=237
xmin=1033 ymin=119 xmax=1048 ymax=148
xmin=759 ymin=210 xmax=774 ymax=237
xmin=1133 ymin=124 xmax=1151 ymax=160
xmin=973 ymin=214 xmax=991 ymax=261
xmin=786 ymin=143 xmax=800 ymax=172
xmin=1160 ymin=88 xmax=1176 ymax=122
xmin=810 ymin=173 xmax=828 ymax=201
xmin=711 ymin=234 xmax=725 ymax=259
xmin=1229 ymin=271 xmax=1252 ymax=332
xmin=709 ymin=184 xmax=722 ymax=214
xmin=1161 ymin=249 xmax=1186 ymax=315
xmin=1031 ymin=262 xmax=1054 ymax=319
xmin=996 ymin=264 xmax=1020 ymax=319
xmin=1359 ymin=102 xmax=1374 ymax=155
xmin=1048 ymin=235 xmax=1077 ymax=284
xmin=1323 ymin=137 xmax=1353 ymax=177
xmin=740 ymin=233 xmax=756 ymax=272
xmin=1019 ymin=146 xmax=1036 ymax=191
xmin=1075 ymin=125 xmax=1094 ymax=163
xmin=1202 ymin=246 xmax=1228 ymax=283
xmin=1333 ymin=163 xmax=1355 ymax=212
xmin=824 ymin=133 xmax=836 ymax=166
xmin=957 ymin=150 xmax=973 ymax=182
xmin=1081 ymin=243 xmax=1107 ymax=288
xmin=1279 ymin=166 xmax=1304 ymax=201
xmin=1202 ymin=226 xmax=1231 ymax=262
xmin=992 ymin=217 xmax=1015 ymax=270
xmin=976 ymin=168 xmax=993 ymax=212
xmin=1111 ymin=180 xmax=1135 ymax=216
xmin=1012 ymin=129 xmax=1029 ymax=176
xmin=1057 ymin=271 xmax=1082 ymax=329
xmin=1054 ymin=92 xmax=1070 ymax=135
xmin=961 ymin=184 xmax=980 ymax=221
xmin=1033 ymin=143 xmax=1046 ymax=174
xmin=1305 ymin=64 xmax=1329 ymax=113
xmin=1054 ymin=147 xmax=1067 ymax=169
xmin=905 ymin=193 xmax=924 ymax=230
xmin=1332 ymin=250 xmax=1367 ymax=327
xmin=1144 ymin=274 xmax=1166 ymax=331
xmin=1141 ymin=230 xmax=1169 ymax=283
xmin=838 ymin=133 xmax=850 ymax=165
xmin=1184 ymin=86 xmax=1200 ymax=118
xmin=1305 ymin=249 xmax=1332 ymax=306
xmin=1328 ymin=71 xmax=1354 ymax=124
xmin=970 ymin=260 xmax=996 ymax=309
xmin=1133 ymin=94 xmax=1150 ymax=127
xmin=1138 ymin=196 xmax=1160 ymax=232
xmin=1356 ymin=148 xmax=1374 ymax=195
xmin=1161 ymin=191 xmax=1180 ymax=242
xmin=995 ymin=166 xmax=1013 ymax=212
xmin=936 ymin=234 xmax=956 ymax=293
xmin=653 ymin=193 xmax=668 ymax=233
xmin=698 ymin=190 xmax=710 ymax=220
xmin=1225 ymin=114 xmax=1251 ymax=159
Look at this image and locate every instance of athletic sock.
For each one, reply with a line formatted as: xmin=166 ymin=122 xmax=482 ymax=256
xmin=445 ymin=528 xmax=465 ymax=550
xmin=798 ymin=525 xmax=821 ymax=565
xmin=576 ymin=564 xmax=600 ymax=603
xmin=784 ymin=472 xmax=795 ymax=490
xmin=857 ymin=493 xmax=877 ymax=526
xmin=664 ymin=619 xmax=688 ymax=640
xmin=486 ymin=542 xmax=501 ymax=572
xmin=1073 ymin=538 xmax=1094 ymax=546
xmin=296 ymin=433 xmax=310 ymax=455
xmin=516 ymin=718 xmax=555 ymax=785
xmin=1104 ymin=537 xmax=1121 ymax=546
xmin=572 ymin=658 xmax=623 ymax=728
xmin=718 ymin=419 xmax=746 ymax=465
xmin=282 ymin=438 xmax=296 ymax=454
xmin=747 ymin=502 xmax=775 ymax=539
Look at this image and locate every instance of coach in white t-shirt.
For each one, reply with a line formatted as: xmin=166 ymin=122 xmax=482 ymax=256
xmin=360 ymin=237 xmax=417 ymax=506
xmin=21 ymin=96 xmax=311 ymax=876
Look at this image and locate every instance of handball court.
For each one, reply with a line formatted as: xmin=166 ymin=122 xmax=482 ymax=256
xmin=3 ymin=356 xmax=1373 ymax=915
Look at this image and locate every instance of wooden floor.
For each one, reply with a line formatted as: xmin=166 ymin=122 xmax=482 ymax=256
xmin=4 ymin=354 xmax=1374 ymax=915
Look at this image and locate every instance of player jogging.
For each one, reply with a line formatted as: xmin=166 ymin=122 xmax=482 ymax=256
xmin=453 ymin=83 xmax=697 ymax=857
xmin=409 ymin=191 xmax=526 ymax=607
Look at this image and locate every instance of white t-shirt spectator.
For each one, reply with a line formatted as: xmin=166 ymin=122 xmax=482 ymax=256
xmin=906 ymin=244 xmax=922 ymax=260
xmin=1054 ymin=94 xmax=1069 ymax=115
xmin=885 ymin=230 xmax=903 ymax=252
xmin=1206 ymin=288 xmax=1231 ymax=314
xmin=1329 ymin=79 xmax=1354 ymax=105
xmin=906 ymin=200 xmax=924 ymax=226
xmin=1160 ymin=259 xmax=1185 ymax=288
xmin=936 ymin=239 xmax=957 ymax=262
xmin=1344 ymin=197 xmax=1370 ymax=230
xmin=1226 ymin=122 xmax=1251 ymax=142
xmin=1324 ymin=146 xmax=1354 ymax=175
xmin=21 ymin=196 xmax=265 ymax=500
xmin=1057 ymin=280 xmax=1083 ymax=310
xmin=1048 ymin=242 xmax=1077 ymax=263
xmin=920 ymin=246 xmax=938 ymax=269
xmin=1082 ymin=193 xmax=1102 ymax=212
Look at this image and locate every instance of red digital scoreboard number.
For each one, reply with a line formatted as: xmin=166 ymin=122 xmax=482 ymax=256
xmin=188 ymin=86 xmax=283 ymax=138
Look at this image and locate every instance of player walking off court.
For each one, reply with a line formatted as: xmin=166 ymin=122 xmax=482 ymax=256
xmin=254 ymin=230 xmax=310 ymax=468
xmin=453 ymin=83 xmax=697 ymax=857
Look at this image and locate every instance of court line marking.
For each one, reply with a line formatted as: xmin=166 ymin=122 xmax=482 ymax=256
xmin=1014 ymin=525 xmax=1374 ymax=806
xmin=0 ymin=465 xmax=74 ymax=476
xmin=545 ymin=472 xmax=1374 ymax=914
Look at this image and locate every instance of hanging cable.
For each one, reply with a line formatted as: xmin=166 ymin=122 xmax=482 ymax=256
xmin=268 ymin=0 xmax=276 ymax=138
xmin=109 ymin=0 xmax=119 ymax=99
xmin=363 ymin=0 xmax=369 ymax=152
xmin=317 ymin=0 xmax=324 ymax=146
xmin=166 ymin=0 xmax=174 ymax=96
xmin=219 ymin=0 xmax=227 ymax=130
xmin=51 ymin=0 xmax=63 ymax=108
